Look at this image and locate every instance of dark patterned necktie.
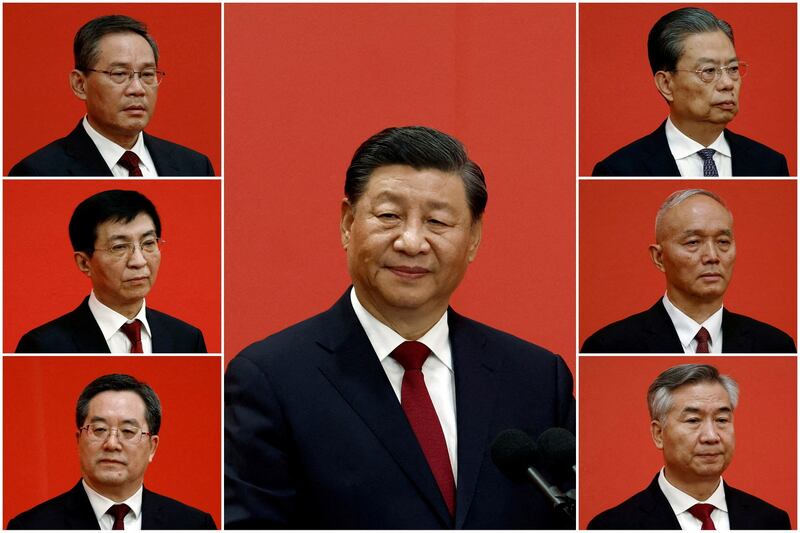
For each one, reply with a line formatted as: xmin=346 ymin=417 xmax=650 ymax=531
xmin=688 ymin=503 xmax=716 ymax=530
xmin=697 ymin=149 xmax=719 ymax=177
xmin=107 ymin=503 xmax=131 ymax=530
xmin=695 ymin=327 xmax=711 ymax=353
xmin=390 ymin=341 xmax=456 ymax=516
xmin=118 ymin=151 xmax=143 ymax=176
xmin=120 ymin=320 xmax=143 ymax=353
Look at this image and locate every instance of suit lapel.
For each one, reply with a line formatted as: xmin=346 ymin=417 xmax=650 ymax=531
xmin=644 ymin=122 xmax=682 ymax=176
xmin=721 ymin=309 xmax=751 ymax=353
xmin=141 ymin=487 xmax=165 ymax=529
xmin=726 ymin=130 xmax=751 ymax=177
xmin=315 ymin=292 xmax=452 ymax=527
xmin=639 ymin=475 xmax=682 ymax=529
xmin=63 ymin=121 xmax=115 ymax=176
xmin=147 ymin=308 xmax=169 ymax=353
xmin=144 ymin=133 xmax=178 ymax=176
xmin=643 ymin=300 xmax=684 ymax=352
xmin=65 ymin=481 xmax=104 ymax=529
xmin=71 ymin=297 xmax=112 ymax=353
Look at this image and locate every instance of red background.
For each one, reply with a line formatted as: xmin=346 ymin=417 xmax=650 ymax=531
xmin=3 ymin=180 xmax=221 ymax=353
xmin=3 ymin=3 xmax=221 ymax=175
xmin=224 ymin=4 xmax=577 ymax=375
xmin=3 ymin=356 xmax=221 ymax=528
xmin=579 ymin=3 xmax=797 ymax=176
xmin=579 ymin=356 xmax=797 ymax=529
xmin=579 ymin=180 xmax=797 ymax=348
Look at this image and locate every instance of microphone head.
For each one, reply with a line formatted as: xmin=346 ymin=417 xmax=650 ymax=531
xmin=490 ymin=429 xmax=538 ymax=481
xmin=536 ymin=427 xmax=575 ymax=476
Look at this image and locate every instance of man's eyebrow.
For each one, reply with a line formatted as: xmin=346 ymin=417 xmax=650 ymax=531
xmin=373 ymin=191 xmax=456 ymax=212
xmin=695 ymin=55 xmax=739 ymax=65
xmin=107 ymin=229 xmax=157 ymax=241
xmin=106 ymin=61 xmax=157 ymax=68
xmin=679 ymin=228 xmax=732 ymax=237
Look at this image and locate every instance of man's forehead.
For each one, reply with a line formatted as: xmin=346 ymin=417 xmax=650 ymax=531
xmin=97 ymin=31 xmax=155 ymax=62
xmin=670 ymin=381 xmax=732 ymax=408
xmin=87 ymin=390 xmax=147 ymax=417
xmin=677 ymin=31 xmax=736 ymax=62
xmin=97 ymin=213 xmax=155 ymax=234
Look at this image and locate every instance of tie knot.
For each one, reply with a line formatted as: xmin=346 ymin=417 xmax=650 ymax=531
xmin=390 ymin=341 xmax=430 ymax=370
xmin=118 ymin=151 xmax=142 ymax=174
xmin=695 ymin=326 xmax=711 ymax=343
xmin=107 ymin=503 xmax=131 ymax=522
xmin=120 ymin=320 xmax=141 ymax=341
xmin=697 ymin=148 xmax=716 ymax=161
xmin=688 ymin=502 xmax=716 ymax=522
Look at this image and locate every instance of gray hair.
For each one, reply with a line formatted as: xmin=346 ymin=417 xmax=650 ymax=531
xmin=655 ymin=189 xmax=728 ymax=241
xmin=648 ymin=7 xmax=734 ymax=74
xmin=648 ymin=364 xmax=739 ymax=423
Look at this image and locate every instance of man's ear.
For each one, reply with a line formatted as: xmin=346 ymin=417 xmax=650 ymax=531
xmin=654 ymin=71 xmax=674 ymax=103
xmin=649 ymin=244 xmax=666 ymax=273
xmin=651 ymin=419 xmax=665 ymax=449
xmin=70 ymin=70 xmax=88 ymax=101
xmin=74 ymin=251 xmax=92 ymax=276
xmin=340 ymin=198 xmax=354 ymax=250
xmin=467 ymin=219 xmax=482 ymax=262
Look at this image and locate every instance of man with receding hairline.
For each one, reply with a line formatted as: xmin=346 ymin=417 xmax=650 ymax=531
xmin=582 ymin=189 xmax=794 ymax=353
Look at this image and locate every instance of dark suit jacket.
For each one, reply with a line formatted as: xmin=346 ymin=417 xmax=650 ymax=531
xmin=15 ymin=296 xmax=207 ymax=353
xmin=581 ymin=300 xmax=796 ymax=353
xmin=588 ymin=473 xmax=791 ymax=529
xmin=8 ymin=120 xmax=215 ymax=176
xmin=6 ymin=480 xmax=216 ymax=529
xmin=225 ymin=290 xmax=575 ymax=529
xmin=592 ymin=121 xmax=790 ymax=176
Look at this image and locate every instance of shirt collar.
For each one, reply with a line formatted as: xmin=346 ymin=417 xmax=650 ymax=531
xmin=658 ymin=467 xmax=728 ymax=514
xmin=665 ymin=116 xmax=732 ymax=159
xmin=88 ymin=291 xmax=152 ymax=341
xmin=82 ymin=479 xmax=144 ymax=522
xmin=662 ymin=294 xmax=723 ymax=351
xmin=81 ymin=116 xmax=153 ymax=174
xmin=349 ymin=287 xmax=452 ymax=370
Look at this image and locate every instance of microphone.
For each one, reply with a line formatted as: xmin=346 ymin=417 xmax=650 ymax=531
xmin=490 ymin=429 xmax=575 ymax=524
xmin=537 ymin=427 xmax=576 ymax=477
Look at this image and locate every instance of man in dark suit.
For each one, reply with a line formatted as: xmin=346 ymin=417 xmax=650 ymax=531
xmin=7 ymin=374 xmax=217 ymax=529
xmin=592 ymin=7 xmax=789 ymax=177
xmin=9 ymin=15 xmax=214 ymax=177
xmin=582 ymin=189 xmax=795 ymax=353
xmin=15 ymin=189 xmax=206 ymax=353
xmin=225 ymin=126 xmax=576 ymax=528
xmin=589 ymin=364 xmax=790 ymax=529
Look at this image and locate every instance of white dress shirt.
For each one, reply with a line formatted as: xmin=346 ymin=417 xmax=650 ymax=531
xmin=88 ymin=292 xmax=153 ymax=353
xmin=350 ymin=287 xmax=458 ymax=481
xmin=82 ymin=116 xmax=158 ymax=177
xmin=83 ymin=479 xmax=144 ymax=530
xmin=662 ymin=295 xmax=724 ymax=353
xmin=658 ymin=468 xmax=730 ymax=530
xmin=665 ymin=117 xmax=732 ymax=177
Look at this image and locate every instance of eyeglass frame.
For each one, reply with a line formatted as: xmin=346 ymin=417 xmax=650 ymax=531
xmin=78 ymin=423 xmax=153 ymax=445
xmin=670 ymin=62 xmax=748 ymax=84
xmin=93 ymin=238 xmax=165 ymax=259
xmin=81 ymin=67 xmax=166 ymax=86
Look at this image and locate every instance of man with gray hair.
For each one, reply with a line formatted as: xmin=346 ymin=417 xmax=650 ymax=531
xmin=592 ymin=7 xmax=788 ymax=176
xmin=582 ymin=188 xmax=795 ymax=353
xmin=589 ymin=363 xmax=790 ymax=529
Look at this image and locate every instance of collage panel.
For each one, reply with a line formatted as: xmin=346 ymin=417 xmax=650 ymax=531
xmin=579 ymin=3 xmax=796 ymax=177
xmin=579 ymin=356 xmax=796 ymax=529
xmin=3 ymin=355 xmax=221 ymax=529
xmin=579 ymin=180 xmax=796 ymax=354
xmin=4 ymin=180 xmax=221 ymax=353
xmin=3 ymin=3 xmax=221 ymax=176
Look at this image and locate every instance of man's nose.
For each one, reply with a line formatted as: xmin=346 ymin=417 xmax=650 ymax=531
xmin=127 ymin=245 xmax=148 ymax=267
xmin=701 ymin=241 xmax=720 ymax=263
xmin=125 ymin=74 xmax=147 ymax=95
xmin=393 ymin=221 xmax=431 ymax=255
xmin=716 ymin=67 xmax=736 ymax=90
xmin=699 ymin=419 xmax=721 ymax=443
xmin=102 ymin=428 xmax=123 ymax=449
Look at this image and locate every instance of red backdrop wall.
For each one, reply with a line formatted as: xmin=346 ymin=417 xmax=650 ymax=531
xmin=3 ymin=356 xmax=221 ymax=527
xmin=224 ymin=4 xmax=577 ymax=375
xmin=579 ymin=180 xmax=796 ymax=348
xmin=579 ymin=3 xmax=796 ymax=176
xmin=3 ymin=3 xmax=221 ymax=175
xmin=579 ymin=356 xmax=796 ymax=529
xmin=4 ymin=180 xmax=221 ymax=352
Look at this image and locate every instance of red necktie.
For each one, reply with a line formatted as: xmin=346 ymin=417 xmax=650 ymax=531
xmin=107 ymin=503 xmax=131 ymax=530
xmin=118 ymin=151 xmax=143 ymax=176
xmin=390 ymin=341 xmax=456 ymax=516
xmin=120 ymin=320 xmax=143 ymax=353
xmin=695 ymin=327 xmax=711 ymax=353
xmin=688 ymin=503 xmax=716 ymax=530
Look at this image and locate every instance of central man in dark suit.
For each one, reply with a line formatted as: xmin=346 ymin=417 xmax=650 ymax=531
xmin=7 ymin=373 xmax=216 ymax=529
xmin=225 ymin=126 xmax=575 ymax=528
xmin=592 ymin=7 xmax=789 ymax=177
xmin=589 ymin=363 xmax=790 ymax=529
xmin=15 ymin=189 xmax=206 ymax=353
xmin=582 ymin=188 xmax=795 ymax=353
xmin=9 ymin=15 xmax=215 ymax=176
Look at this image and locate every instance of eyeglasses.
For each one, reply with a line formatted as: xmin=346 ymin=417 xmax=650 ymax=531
xmin=79 ymin=423 xmax=152 ymax=444
xmin=83 ymin=68 xmax=166 ymax=86
xmin=93 ymin=238 xmax=165 ymax=259
xmin=672 ymin=62 xmax=748 ymax=84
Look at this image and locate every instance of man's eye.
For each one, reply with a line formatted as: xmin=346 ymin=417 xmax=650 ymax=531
xmin=701 ymin=67 xmax=717 ymax=76
xmin=727 ymin=66 xmax=739 ymax=74
xmin=141 ymin=239 xmax=158 ymax=252
xmin=140 ymin=70 xmax=157 ymax=80
xmin=92 ymin=426 xmax=109 ymax=436
xmin=109 ymin=70 xmax=130 ymax=80
xmin=378 ymin=213 xmax=399 ymax=220
xmin=121 ymin=428 xmax=138 ymax=438
xmin=110 ymin=244 xmax=130 ymax=253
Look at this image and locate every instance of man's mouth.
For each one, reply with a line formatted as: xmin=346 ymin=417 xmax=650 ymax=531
xmin=714 ymin=100 xmax=736 ymax=110
xmin=387 ymin=266 xmax=431 ymax=279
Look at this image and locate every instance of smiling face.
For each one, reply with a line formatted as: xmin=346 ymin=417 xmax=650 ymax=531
xmin=651 ymin=381 xmax=735 ymax=491
xmin=78 ymin=390 xmax=158 ymax=501
xmin=341 ymin=165 xmax=482 ymax=329
xmin=74 ymin=212 xmax=160 ymax=318
xmin=70 ymin=32 xmax=158 ymax=148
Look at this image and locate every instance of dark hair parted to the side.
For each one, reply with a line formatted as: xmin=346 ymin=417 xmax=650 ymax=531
xmin=345 ymin=126 xmax=488 ymax=220
xmin=647 ymin=7 xmax=734 ymax=74
xmin=74 ymin=15 xmax=159 ymax=70
xmin=76 ymin=373 xmax=162 ymax=435
xmin=69 ymin=189 xmax=161 ymax=255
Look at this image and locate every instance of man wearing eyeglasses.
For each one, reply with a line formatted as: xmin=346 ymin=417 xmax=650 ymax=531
xmin=7 ymin=374 xmax=216 ymax=529
xmin=592 ymin=7 xmax=789 ymax=177
xmin=15 ymin=189 xmax=206 ymax=353
xmin=8 ymin=15 xmax=215 ymax=177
